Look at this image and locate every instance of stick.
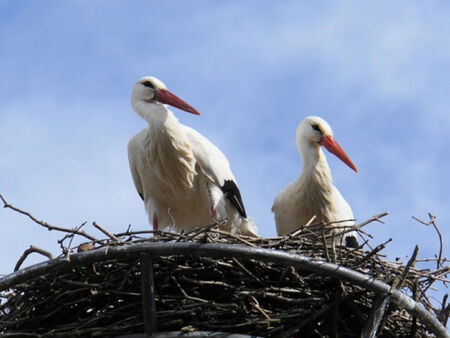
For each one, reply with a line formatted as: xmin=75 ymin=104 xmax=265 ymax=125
xmin=183 ymin=219 xmax=226 ymax=241
xmin=93 ymin=222 xmax=121 ymax=242
xmin=250 ymin=295 xmax=273 ymax=321
xmin=232 ymin=257 xmax=262 ymax=283
xmin=390 ymin=245 xmax=419 ymax=293
xmin=289 ymin=215 xmax=317 ymax=237
xmin=210 ymin=229 xmax=258 ymax=247
xmin=14 ymin=245 xmax=54 ymax=271
xmin=171 ymin=276 xmax=208 ymax=303
xmin=0 ymin=194 xmax=98 ymax=242
xmin=58 ymin=221 xmax=90 ymax=260
xmin=357 ymin=211 xmax=390 ymax=228
xmin=321 ymin=224 xmax=332 ymax=263
xmin=326 ymin=211 xmax=390 ymax=241
xmin=352 ymin=238 xmax=392 ymax=268
xmin=413 ymin=213 xmax=443 ymax=270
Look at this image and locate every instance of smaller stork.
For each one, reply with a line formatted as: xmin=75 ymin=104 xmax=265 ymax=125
xmin=272 ymin=116 xmax=359 ymax=247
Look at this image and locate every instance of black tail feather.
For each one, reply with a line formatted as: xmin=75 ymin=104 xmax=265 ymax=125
xmin=220 ymin=179 xmax=247 ymax=218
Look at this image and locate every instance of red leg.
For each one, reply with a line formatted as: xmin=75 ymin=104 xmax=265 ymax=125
xmin=210 ymin=206 xmax=218 ymax=222
xmin=153 ymin=213 xmax=159 ymax=231
xmin=206 ymin=181 xmax=218 ymax=222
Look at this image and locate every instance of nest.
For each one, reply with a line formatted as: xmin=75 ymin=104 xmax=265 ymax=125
xmin=0 ymin=195 xmax=448 ymax=337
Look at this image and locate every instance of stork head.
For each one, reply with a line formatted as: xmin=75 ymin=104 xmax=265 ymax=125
xmin=296 ymin=116 xmax=358 ymax=173
xmin=131 ymin=76 xmax=200 ymax=115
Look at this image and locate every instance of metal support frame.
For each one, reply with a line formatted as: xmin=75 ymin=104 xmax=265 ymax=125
xmin=140 ymin=253 xmax=157 ymax=335
xmin=116 ymin=332 xmax=260 ymax=337
xmin=0 ymin=242 xmax=448 ymax=337
xmin=361 ymin=294 xmax=390 ymax=338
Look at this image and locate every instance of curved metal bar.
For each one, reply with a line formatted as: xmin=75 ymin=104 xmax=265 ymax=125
xmin=0 ymin=242 xmax=447 ymax=337
xmin=116 ymin=332 xmax=261 ymax=338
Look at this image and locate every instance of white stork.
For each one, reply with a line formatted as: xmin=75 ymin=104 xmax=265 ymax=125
xmin=272 ymin=116 xmax=358 ymax=247
xmin=128 ymin=76 xmax=257 ymax=236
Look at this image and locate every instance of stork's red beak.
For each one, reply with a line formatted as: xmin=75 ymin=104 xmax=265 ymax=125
xmin=320 ymin=135 xmax=358 ymax=173
xmin=154 ymin=88 xmax=201 ymax=115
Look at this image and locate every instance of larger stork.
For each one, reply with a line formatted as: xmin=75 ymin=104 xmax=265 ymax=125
xmin=272 ymin=116 xmax=358 ymax=247
xmin=128 ymin=76 xmax=257 ymax=236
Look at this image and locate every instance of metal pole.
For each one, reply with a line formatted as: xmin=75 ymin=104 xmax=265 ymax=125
xmin=140 ymin=253 xmax=156 ymax=335
xmin=361 ymin=294 xmax=390 ymax=338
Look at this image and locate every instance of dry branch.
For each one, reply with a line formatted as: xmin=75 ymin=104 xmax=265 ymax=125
xmin=14 ymin=245 xmax=54 ymax=272
xmin=413 ymin=213 xmax=444 ymax=269
xmin=93 ymin=221 xmax=121 ymax=242
xmin=0 ymin=194 xmax=98 ymax=242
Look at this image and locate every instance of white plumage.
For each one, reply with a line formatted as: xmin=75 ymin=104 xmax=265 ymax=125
xmin=272 ymin=116 xmax=358 ymax=247
xmin=128 ymin=76 xmax=257 ymax=236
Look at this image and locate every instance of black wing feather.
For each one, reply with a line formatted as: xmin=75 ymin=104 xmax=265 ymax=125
xmin=220 ymin=179 xmax=247 ymax=218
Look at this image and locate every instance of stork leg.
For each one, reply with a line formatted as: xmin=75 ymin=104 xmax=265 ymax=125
xmin=152 ymin=213 xmax=159 ymax=231
xmin=205 ymin=180 xmax=219 ymax=222
xmin=210 ymin=206 xmax=218 ymax=222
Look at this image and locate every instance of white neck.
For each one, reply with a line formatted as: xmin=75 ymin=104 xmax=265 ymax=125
xmin=298 ymin=138 xmax=332 ymax=184
xmin=131 ymin=99 xmax=173 ymax=128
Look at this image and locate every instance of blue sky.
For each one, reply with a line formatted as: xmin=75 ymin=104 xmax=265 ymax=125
xmin=0 ymin=1 xmax=449 ymax=297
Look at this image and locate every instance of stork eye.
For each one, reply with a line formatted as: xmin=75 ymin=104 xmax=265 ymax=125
xmin=142 ymin=81 xmax=155 ymax=89
xmin=311 ymin=124 xmax=321 ymax=133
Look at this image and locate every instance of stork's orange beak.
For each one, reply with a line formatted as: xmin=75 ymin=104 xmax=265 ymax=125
xmin=154 ymin=88 xmax=201 ymax=115
xmin=320 ymin=135 xmax=358 ymax=173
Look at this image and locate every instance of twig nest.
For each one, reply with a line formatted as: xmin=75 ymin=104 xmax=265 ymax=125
xmin=0 ymin=226 xmax=447 ymax=337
